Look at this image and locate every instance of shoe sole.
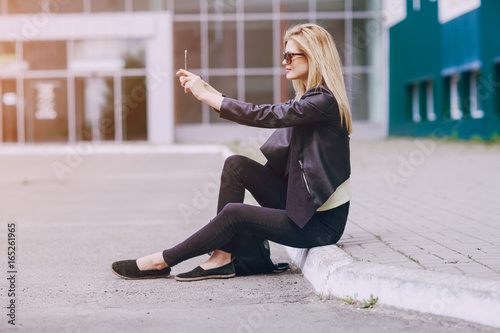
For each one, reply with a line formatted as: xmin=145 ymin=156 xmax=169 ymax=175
xmin=111 ymin=265 xmax=170 ymax=280
xmin=174 ymin=273 xmax=236 ymax=282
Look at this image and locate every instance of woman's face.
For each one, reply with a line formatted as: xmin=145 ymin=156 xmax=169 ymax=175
xmin=283 ymin=40 xmax=309 ymax=82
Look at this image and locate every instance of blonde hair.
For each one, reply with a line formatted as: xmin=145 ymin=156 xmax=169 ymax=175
xmin=284 ymin=23 xmax=352 ymax=134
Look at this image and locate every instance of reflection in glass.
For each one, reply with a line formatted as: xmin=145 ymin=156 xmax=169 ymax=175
xmin=51 ymin=0 xmax=84 ymax=13
xmin=24 ymin=79 xmax=68 ymax=142
xmin=352 ymin=19 xmax=373 ymax=67
xmin=123 ymin=40 xmax=146 ymax=69
xmin=245 ymin=76 xmax=273 ymax=106
xmin=353 ymin=0 xmax=380 ymax=11
xmin=175 ymin=82 xmax=202 ymax=124
xmin=72 ymin=40 xmax=124 ymax=72
xmin=208 ymin=0 xmax=237 ymax=14
xmin=133 ymin=0 xmax=167 ymax=11
xmin=317 ymin=0 xmax=344 ymax=12
xmin=75 ymin=77 xmax=115 ymax=141
xmin=71 ymin=40 xmax=145 ymax=72
xmin=208 ymin=21 xmax=237 ymax=68
xmin=174 ymin=22 xmax=201 ymax=70
xmin=208 ymin=75 xmax=236 ymax=123
xmin=174 ymin=0 xmax=200 ymax=14
xmin=122 ymin=76 xmax=147 ymax=141
xmin=0 ymin=42 xmax=18 ymax=75
xmin=320 ymin=19 xmax=346 ymax=64
xmin=244 ymin=0 xmax=272 ymax=13
xmin=279 ymin=0 xmax=308 ymax=12
xmin=6 ymin=0 xmax=42 ymax=14
xmin=280 ymin=20 xmax=308 ymax=40
xmin=281 ymin=79 xmax=296 ymax=104
xmin=1 ymin=80 xmax=17 ymax=142
xmin=245 ymin=21 xmax=273 ymax=68
xmin=91 ymin=0 xmax=125 ymax=12
xmin=7 ymin=0 xmax=83 ymax=13
xmin=495 ymin=64 xmax=500 ymax=116
xmin=24 ymin=41 xmax=67 ymax=70
xmin=351 ymin=73 xmax=369 ymax=120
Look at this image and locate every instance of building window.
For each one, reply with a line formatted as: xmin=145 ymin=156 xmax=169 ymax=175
xmin=122 ymin=76 xmax=147 ymax=141
xmin=24 ymin=41 xmax=67 ymax=70
xmin=6 ymin=0 xmax=85 ymax=13
xmin=410 ymin=80 xmax=435 ymax=123
xmin=279 ymin=0 xmax=308 ymax=12
xmin=132 ymin=0 xmax=168 ymax=12
xmin=352 ymin=19 xmax=371 ymax=67
xmin=173 ymin=0 xmax=199 ymax=14
xmin=208 ymin=21 xmax=237 ymax=69
xmin=352 ymin=73 xmax=369 ymax=121
xmin=174 ymin=22 xmax=201 ymax=70
xmin=410 ymin=83 xmax=420 ymax=122
xmin=425 ymin=80 xmax=436 ymax=121
xmin=469 ymin=71 xmax=484 ymax=119
xmin=207 ymin=75 xmax=236 ymax=123
xmin=90 ymin=0 xmax=125 ymax=12
xmin=208 ymin=0 xmax=237 ymax=14
xmin=244 ymin=0 xmax=272 ymax=13
xmin=413 ymin=0 xmax=421 ymax=11
xmin=449 ymin=74 xmax=462 ymax=120
xmin=24 ymin=79 xmax=69 ymax=142
xmin=6 ymin=0 xmax=42 ymax=14
xmin=244 ymin=20 xmax=273 ymax=68
xmin=317 ymin=0 xmax=344 ymax=11
xmin=75 ymin=77 xmax=115 ymax=141
xmin=1 ymin=79 xmax=17 ymax=142
xmin=495 ymin=63 xmax=500 ymax=116
xmin=50 ymin=0 xmax=84 ymax=13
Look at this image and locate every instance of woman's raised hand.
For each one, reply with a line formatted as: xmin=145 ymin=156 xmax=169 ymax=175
xmin=176 ymin=69 xmax=208 ymax=100
xmin=176 ymin=69 xmax=224 ymax=111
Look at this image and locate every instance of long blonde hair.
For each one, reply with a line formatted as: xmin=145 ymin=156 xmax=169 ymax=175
xmin=284 ymin=23 xmax=352 ymax=134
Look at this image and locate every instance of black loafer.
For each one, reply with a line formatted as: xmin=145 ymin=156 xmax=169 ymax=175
xmin=111 ymin=260 xmax=171 ymax=280
xmin=175 ymin=262 xmax=235 ymax=282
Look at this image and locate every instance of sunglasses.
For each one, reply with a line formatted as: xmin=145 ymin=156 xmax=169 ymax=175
xmin=283 ymin=52 xmax=305 ymax=65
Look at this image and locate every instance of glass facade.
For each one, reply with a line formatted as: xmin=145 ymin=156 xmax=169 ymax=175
xmin=0 ymin=0 xmax=383 ymax=143
xmin=0 ymin=38 xmax=149 ymax=143
xmin=171 ymin=0 xmax=383 ymax=124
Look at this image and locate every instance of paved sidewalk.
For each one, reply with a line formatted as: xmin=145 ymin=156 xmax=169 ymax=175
xmin=344 ymin=138 xmax=500 ymax=279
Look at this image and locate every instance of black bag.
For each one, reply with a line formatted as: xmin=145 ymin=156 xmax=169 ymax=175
xmin=231 ymin=233 xmax=290 ymax=276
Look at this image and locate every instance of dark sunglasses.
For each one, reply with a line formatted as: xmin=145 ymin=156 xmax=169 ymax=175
xmin=283 ymin=52 xmax=305 ymax=65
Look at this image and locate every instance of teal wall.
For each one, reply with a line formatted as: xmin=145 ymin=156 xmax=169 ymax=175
xmin=389 ymin=0 xmax=500 ymax=139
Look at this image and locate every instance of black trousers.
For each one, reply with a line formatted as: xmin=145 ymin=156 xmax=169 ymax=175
xmin=162 ymin=155 xmax=349 ymax=267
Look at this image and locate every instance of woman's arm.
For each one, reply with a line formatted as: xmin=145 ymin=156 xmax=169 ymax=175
xmin=176 ymin=69 xmax=224 ymax=111
xmin=176 ymin=70 xmax=339 ymax=128
xmin=219 ymin=87 xmax=340 ymax=128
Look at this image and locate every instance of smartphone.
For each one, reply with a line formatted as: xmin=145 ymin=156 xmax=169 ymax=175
xmin=185 ymin=50 xmax=187 ymax=70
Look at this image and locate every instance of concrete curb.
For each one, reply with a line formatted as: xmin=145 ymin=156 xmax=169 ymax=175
xmin=285 ymin=245 xmax=500 ymax=329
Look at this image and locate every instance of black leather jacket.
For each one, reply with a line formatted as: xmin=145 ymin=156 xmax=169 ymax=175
xmin=219 ymin=86 xmax=350 ymax=228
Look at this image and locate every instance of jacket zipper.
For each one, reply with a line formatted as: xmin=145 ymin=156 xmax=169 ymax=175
xmin=298 ymin=159 xmax=312 ymax=194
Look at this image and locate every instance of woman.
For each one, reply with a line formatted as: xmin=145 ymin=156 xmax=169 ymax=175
xmin=111 ymin=23 xmax=352 ymax=282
